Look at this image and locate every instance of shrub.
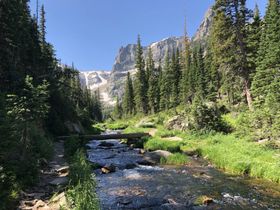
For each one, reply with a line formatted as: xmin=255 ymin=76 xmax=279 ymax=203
xmin=190 ymin=101 xmax=230 ymax=133
xmin=69 ymin=150 xmax=93 ymax=185
xmin=64 ymin=137 xmax=82 ymax=159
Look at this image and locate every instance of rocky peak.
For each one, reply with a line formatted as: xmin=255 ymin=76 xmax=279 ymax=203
xmin=192 ymin=7 xmax=214 ymax=43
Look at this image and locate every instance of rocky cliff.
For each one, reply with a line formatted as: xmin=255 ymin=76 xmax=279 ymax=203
xmin=79 ymin=7 xmax=214 ymax=106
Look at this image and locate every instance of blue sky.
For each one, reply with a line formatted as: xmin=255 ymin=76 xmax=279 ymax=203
xmin=29 ymin=0 xmax=266 ymax=71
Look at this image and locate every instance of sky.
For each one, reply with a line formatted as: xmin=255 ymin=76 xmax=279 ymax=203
xmin=29 ymin=0 xmax=267 ymax=71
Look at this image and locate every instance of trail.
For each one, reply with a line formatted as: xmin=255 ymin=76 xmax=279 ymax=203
xmin=19 ymin=141 xmax=69 ymax=210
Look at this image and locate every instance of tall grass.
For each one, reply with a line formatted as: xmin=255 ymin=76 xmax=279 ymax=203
xmin=67 ymin=150 xmax=99 ymax=210
xmin=199 ymin=134 xmax=280 ymax=182
xmin=144 ymin=137 xmax=182 ymax=153
xmin=160 ymin=153 xmax=189 ymax=165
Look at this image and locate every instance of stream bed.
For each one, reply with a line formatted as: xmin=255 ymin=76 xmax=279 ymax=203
xmin=87 ymin=138 xmax=280 ymax=210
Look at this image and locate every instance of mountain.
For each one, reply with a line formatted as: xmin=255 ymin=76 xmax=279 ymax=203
xmin=192 ymin=7 xmax=214 ymax=43
xmin=79 ymin=7 xmax=214 ymax=106
xmin=79 ymin=71 xmax=114 ymax=106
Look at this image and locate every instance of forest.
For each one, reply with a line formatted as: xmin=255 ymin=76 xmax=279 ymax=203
xmin=0 ymin=0 xmax=102 ymax=209
xmin=0 ymin=0 xmax=280 ymax=209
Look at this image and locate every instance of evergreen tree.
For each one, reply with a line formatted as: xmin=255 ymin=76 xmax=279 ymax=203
xmin=252 ymin=0 xmax=280 ymax=107
xmin=113 ymin=96 xmax=123 ymax=119
xmin=160 ymin=51 xmax=172 ymax=110
xmin=170 ymin=49 xmax=181 ymax=107
xmin=146 ymin=47 xmax=153 ymax=88
xmin=204 ymin=41 xmax=220 ymax=101
xmin=122 ymin=72 xmax=135 ymax=116
xmin=195 ymin=46 xmax=207 ymax=99
xmin=180 ymin=24 xmax=192 ymax=104
xmin=134 ymin=35 xmax=148 ymax=114
xmin=6 ymin=76 xmax=49 ymax=160
xmin=147 ymin=49 xmax=160 ymax=113
xmin=210 ymin=0 xmax=252 ymax=107
xmin=247 ymin=4 xmax=262 ymax=81
xmin=39 ymin=5 xmax=46 ymax=47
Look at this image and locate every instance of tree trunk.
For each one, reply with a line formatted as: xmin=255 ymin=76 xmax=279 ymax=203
xmin=244 ymin=80 xmax=253 ymax=110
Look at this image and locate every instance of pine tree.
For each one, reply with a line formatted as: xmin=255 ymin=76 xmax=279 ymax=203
xmin=195 ymin=46 xmax=207 ymax=99
xmin=39 ymin=5 xmax=46 ymax=47
xmin=170 ymin=49 xmax=181 ymax=107
xmin=247 ymin=4 xmax=262 ymax=81
xmin=210 ymin=0 xmax=252 ymax=107
xmin=160 ymin=51 xmax=172 ymax=110
xmin=204 ymin=41 xmax=220 ymax=101
xmin=147 ymin=49 xmax=160 ymax=113
xmin=6 ymin=76 xmax=49 ymax=159
xmin=134 ymin=35 xmax=148 ymax=114
xmin=146 ymin=47 xmax=153 ymax=89
xmin=180 ymin=23 xmax=192 ymax=104
xmin=211 ymin=0 xmax=235 ymax=104
xmin=113 ymin=96 xmax=123 ymax=119
xmin=252 ymin=0 xmax=280 ymax=107
xmin=123 ymin=72 xmax=135 ymax=116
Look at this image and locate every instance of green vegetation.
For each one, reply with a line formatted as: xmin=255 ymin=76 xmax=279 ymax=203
xmin=160 ymin=153 xmax=189 ymax=165
xmin=198 ymin=134 xmax=280 ymax=182
xmin=67 ymin=150 xmax=99 ymax=210
xmin=110 ymin=109 xmax=280 ymax=183
xmin=109 ymin=0 xmax=280 ymax=184
xmin=144 ymin=137 xmax=182 ymax=153
xmin=1 ymin=0 xmax=280 ymax=208
xmin=64 ymin=137 xmax=99 ymax=210
xmin=0 ymin=1 xmax=103 ymax=208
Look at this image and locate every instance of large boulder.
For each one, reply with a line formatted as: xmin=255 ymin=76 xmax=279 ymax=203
xmin=144 ymin=150 xmax=172 ymax=164
xmin=136 ymin=118 xmax=155 ymax=128
xmin=165 ymin=115 xmax=190 ymax=131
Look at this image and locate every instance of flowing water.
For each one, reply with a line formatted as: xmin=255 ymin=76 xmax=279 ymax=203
xmin=87 ymin=137 xmax=280 ymax=210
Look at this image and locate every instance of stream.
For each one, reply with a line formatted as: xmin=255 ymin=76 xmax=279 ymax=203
xmin=87 ymin=134 xmax=280 ymax=210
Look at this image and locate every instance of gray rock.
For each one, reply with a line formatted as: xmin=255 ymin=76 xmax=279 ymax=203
xmin=101 ymin=164 xmax=116 ymax=174
xmin=165 ymin=115 xmax=190 ymax=131
xmin=144 ymin=150 xmax=172 ymax=164
xmin=49 ymin=177 xmax=68 ymax=186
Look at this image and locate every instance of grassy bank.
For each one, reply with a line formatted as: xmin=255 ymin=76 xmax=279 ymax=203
xmin=64 ymin=136 xmax=100 ymax=210
xmin=103 ymin=112 xmax=280 ymax=183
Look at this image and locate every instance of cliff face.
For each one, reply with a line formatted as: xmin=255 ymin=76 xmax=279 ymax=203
xmin=80 ymin=7 xmax=214 ymax=106
xmin=192 ymin=7 xmax=214 ymax=43
xmin=108 ymin=36 xmax=185 ymax=97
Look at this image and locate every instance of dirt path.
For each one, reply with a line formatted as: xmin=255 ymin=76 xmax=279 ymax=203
xmin=18 ymin=140 xmax=69 ymax=210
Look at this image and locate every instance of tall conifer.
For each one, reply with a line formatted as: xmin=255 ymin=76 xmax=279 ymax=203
xmin=134 ymin=35 xmax=148 ymax=114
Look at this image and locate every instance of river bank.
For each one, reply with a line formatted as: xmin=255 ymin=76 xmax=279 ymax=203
xmin=99 ymin=111 xmax=280 ymax=184
xmin=87 ymin=136 xmax=280 ymax=210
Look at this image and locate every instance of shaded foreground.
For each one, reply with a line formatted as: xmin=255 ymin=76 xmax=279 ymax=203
xmin=87 ymin=138 xmax=280 ymax=210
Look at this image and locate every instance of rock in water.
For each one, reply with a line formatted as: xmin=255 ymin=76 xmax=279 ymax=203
xmin=99 ymin=141 xmax=115 ymax=147
xmin=101 ymin=164 xmax=116 ymax=174
xmin=49 ymin=177 xmax=68 ymax=186
xmin=144 ymin=150 xmax=172 ymax=164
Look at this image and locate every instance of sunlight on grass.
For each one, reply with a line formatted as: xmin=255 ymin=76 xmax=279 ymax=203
xmin=160 ymin=153 xmax=189 ymax=165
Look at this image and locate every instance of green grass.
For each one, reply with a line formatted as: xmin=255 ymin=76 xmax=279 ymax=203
xmin=160 ymin=153 xmax=189 ymax=165
xmin=197 ymin=134 xmax=280 ymax=182
xmin=144 ymin=137 xmax=182 ymax=153
xmin=123 ymin=126 xmax=150 ymax=134
xmin=67 ymin=150 xmax=99 ymax=210
xmin=103 ymin=110 xmax=280 ymax=183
